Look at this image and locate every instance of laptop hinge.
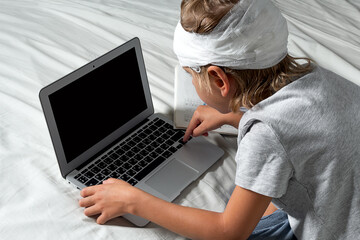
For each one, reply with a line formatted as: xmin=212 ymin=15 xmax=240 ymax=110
xmin=75 ymin=118 xmax=150 ymax=171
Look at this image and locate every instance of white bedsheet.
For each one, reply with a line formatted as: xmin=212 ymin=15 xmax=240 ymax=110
xmin=0 ymin=0 xmax=359 ymax=239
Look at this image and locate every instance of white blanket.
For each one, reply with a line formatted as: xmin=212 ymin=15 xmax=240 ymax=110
xmin=0 ymin=0 xmax=359 ymax=239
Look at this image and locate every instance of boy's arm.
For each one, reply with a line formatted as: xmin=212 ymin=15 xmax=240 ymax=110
xmin=79 ymin=179 xmax=271 ymax=240
xmin=183 ymin=105 xmax=243 ymax=141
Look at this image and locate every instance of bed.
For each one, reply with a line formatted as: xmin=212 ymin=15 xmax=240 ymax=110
xmin=0 ymin=0 xmax=359 ymax=239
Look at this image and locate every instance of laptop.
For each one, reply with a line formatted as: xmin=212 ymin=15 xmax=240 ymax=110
xmin=39 ymin=37 xmax=224 ymax=226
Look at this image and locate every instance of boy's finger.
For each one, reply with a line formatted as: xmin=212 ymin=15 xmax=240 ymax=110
xmin=84 ymin=205 xmax=101 ymax=217
xmin=184 ymin=117 xmax=200 ymax=142
xmin=80 ymin=186 xmax=98 ymax=197
xmin=192 ymin=121 xmax=208 ymax=137
xmin=183 ymin=128 xmax=192 ymax=142
xmin=79 ymin=196 xmax=95 ymax=208
xmin=103 ymin=178 xmax=117 ymax=184
xmin=97 ymin=212 xmax=110 ymax=225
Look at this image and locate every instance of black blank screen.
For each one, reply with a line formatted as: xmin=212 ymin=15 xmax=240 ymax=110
xmin=49 ymin=47 xmax=147 ymax=163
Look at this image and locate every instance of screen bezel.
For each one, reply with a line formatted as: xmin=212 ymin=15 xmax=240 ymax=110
xmin=39 ymin=38 xmax=154 ymax=178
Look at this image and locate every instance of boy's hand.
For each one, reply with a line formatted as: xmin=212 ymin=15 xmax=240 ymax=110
xmin=183 ymin=105 xmax=244 ymax=142
xmin=183 ymin=105 xmax=226 ymax=142
xmin=79 ymin=178 xmax=142 ymax=224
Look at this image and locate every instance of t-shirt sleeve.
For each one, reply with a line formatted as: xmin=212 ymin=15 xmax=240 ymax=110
xmin=235 ymin=121 xmax=293 ymax=198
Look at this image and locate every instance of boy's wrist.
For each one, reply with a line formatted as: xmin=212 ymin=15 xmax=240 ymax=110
xmin=126 ymin=186 xmax=156 ymax=217
xmin=223 ymin=111 xmax=243 ymax=129
xmin=126 ymin=187 xmax=145 ymax=215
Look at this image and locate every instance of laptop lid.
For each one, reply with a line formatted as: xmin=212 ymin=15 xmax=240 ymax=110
xmin=39 ymin=38 xmax=154 ymax=178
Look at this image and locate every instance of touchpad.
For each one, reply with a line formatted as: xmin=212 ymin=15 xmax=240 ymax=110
xmin=146 ymin=159 xmax=198 ymax=198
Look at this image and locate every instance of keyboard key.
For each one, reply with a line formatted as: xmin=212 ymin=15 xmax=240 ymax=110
xmin=121 ymin=144 xmax=131 ymax=151
xmin=120 ymin=155 xmax=130 ymax=161
xmin=98 ymin=161 xmax=107 ymax=169
xmin=133 ymin=164 xmax=143 ymax=171
xmin=125 ymin=151 xmax=135 ymax=158
xmin=110 ymin=172 xmax=121 ymax=179
xmin=159 ymin=126 xmax=167 ymax=132
xmin=78 ymin=176 xmax=88 ymax=184
xmin=133 ymin=136 xmax=142 ymax=142
xmin=120 ymin=174 xmax=130 ymax=181
xmin=149 ymin=125 xmax=157 ymax=131
xmin=137 ymin=142 xmax=147 ymax=148
xmin=144 ymin=156 xmax=153 ymax=163
xmin=162 ymin=133 xmax=171 ymax=139
xmin=166 ymin=129 xmax=176 ymax=135
xmin=144 ymin=128 xmax=152 ymax=135
xmin=95 ymin=173 xmax=106 ymax=181
xmin=123 ymin=162 xmax=132 ymax=169
xmin=128 ymin=178 xmax=138 ymax=186
xmin=113 ymin=159 xmax=122 ymax=166
xmin=143 ymin=138 xmax=152 ymax=144
xmin=115 ymin=148 xmax=125 ymax=155
xmin=128 ymin=140 xmax=137 ymax=147
xmin=128 ymin=158 xmax=138 ymax=165
xmin=107 ymin=163 xmax=117 ymax=171
xmin=171 ymin=131 xmax=184 ymax=141
xmin=103 ymin=157 xmax=113 ymax=164
xmin=126 ymin=169 xmax=137 ymax=177
xmin=155 ymin=147 xmax=164 ymax=154
xmin=134 ymin=156 xmax=166 ymax=181
xmin=150 ymin=141 xmax=160 ymax=148
xmin=91 ymin=166 xmax=101 ymax=173
xmin=85 ymin=178 xmax=98 ymax=186
xmin=153 ymin=130 xmax=161 ymax=137
xmin=138 ymin=160 xmax=147 ymax=167
xmin=145 ymin=145 xmax=154 ymax=152
xmin=166 ymin=139 xmax=175 ymax=145
xmin=169 ymin=146 xmax=178 ymax=153
xmin=159 ymin=143 xmax=170 ymax=150
xmin=138 ymin=132 xmax=147 ymax=138
xmin=116 ymin=167 xmax=126 ymax=174
xmin=155 ymin=137 xmax=164 ymax=144
xmin=84 ymin=171 xmax=95 ymax=178
xmin=149 ymin=152 xmax=158 ymax=158
xmin=101 ymin=168 xmax=112 ymax=176
xmin=148 ymin=134 xmax=157 ymax=140
xmin=140 ymin=149 xmax=149 ymax=156
xmin=133 ymin=154 xmax=143 ymax=161
xmin=132 ymin=146 xmax=141 ymax=153
xmin=109 ymin=153 xmax=119 ymax=160
xmin=154 ymin=118 xmax=165 ymax=127
xmin=162 ymin=151 xmax=172 ymax=159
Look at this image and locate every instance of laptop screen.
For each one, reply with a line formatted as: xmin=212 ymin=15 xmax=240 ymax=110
xmin=49 ymin=47 xmax=147 ymax=163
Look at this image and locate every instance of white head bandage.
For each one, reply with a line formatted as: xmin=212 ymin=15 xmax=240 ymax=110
xmin=173 ymin=0 xmax=288 ymax=71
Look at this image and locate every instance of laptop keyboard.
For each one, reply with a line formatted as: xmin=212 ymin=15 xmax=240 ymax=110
xmin=74 ymin=117 xmax=191 ymax=187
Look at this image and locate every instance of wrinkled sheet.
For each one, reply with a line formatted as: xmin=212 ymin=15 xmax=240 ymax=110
xmin=0 ymin=0 xmax=359 ymax=239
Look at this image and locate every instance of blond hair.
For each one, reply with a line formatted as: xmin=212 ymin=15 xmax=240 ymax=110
xmin=181 ymin=0 xmax=314 ymax=111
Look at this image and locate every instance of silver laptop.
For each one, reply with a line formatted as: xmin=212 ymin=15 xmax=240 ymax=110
xmin=39 ymin=37 xmax=224 ymax=226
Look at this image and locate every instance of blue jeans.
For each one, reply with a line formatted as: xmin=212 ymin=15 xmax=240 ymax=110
xmin=248 ymin=210 xmax=297 ymax=240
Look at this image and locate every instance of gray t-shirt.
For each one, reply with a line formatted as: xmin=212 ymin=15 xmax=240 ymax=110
xmin=235 ymin=66 xmax=360 ymax=240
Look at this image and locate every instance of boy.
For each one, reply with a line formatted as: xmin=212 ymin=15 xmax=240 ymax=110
xmin=79 ymin=0 xmax=360 ymax=239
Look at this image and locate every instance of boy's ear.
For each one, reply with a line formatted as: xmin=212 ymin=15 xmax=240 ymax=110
xmin=207 ymin=66 xmax=231 ymax=97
